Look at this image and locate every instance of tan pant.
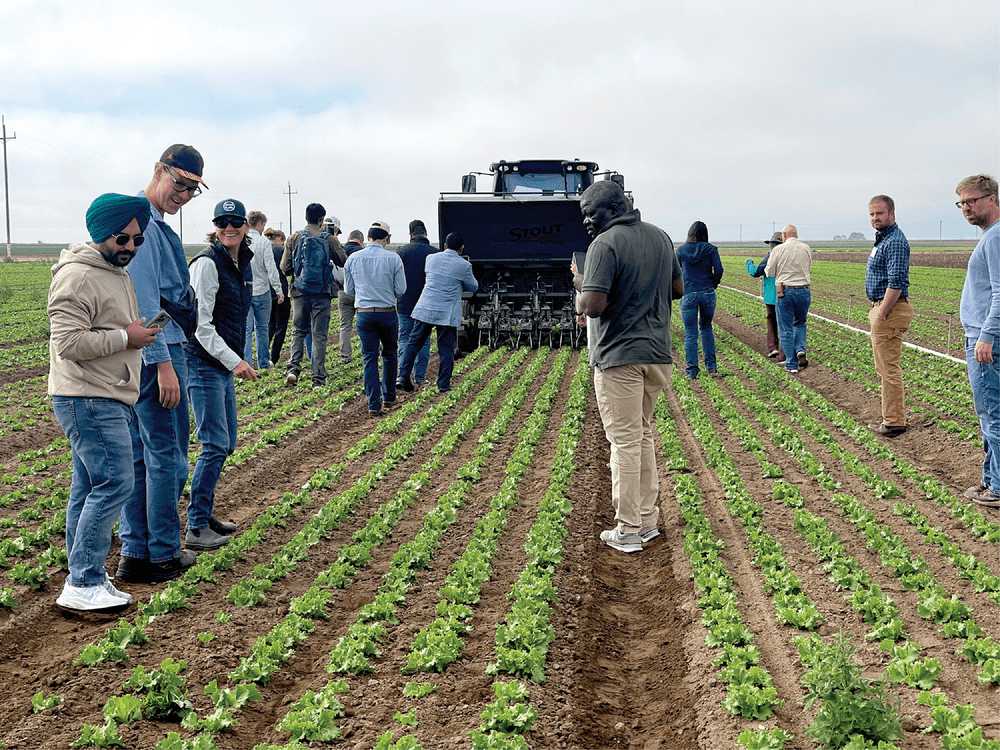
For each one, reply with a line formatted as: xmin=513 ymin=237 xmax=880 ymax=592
xmin=869 ymin=299 xmax=914 ymax=427
xmin=594 ymin=363 xmax=672 ymax=533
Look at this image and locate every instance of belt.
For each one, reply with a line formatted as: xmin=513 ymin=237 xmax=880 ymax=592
xmin=870 ymin=297 xmax=908 ymax=307
xmin=356 ymin=307 xmax=395 ymax=313
xmin=785 ymin=284 xmax=810 ymax=289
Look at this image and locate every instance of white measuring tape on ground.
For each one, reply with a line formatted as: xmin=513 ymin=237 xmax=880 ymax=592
xmin=720 ymin=284 xmax=966 ymax=366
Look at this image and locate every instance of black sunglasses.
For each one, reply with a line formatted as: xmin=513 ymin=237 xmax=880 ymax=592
xmin=213 ymin=217 xmax=246 ymax=229
xmin=110 ymin=232 xmax=145 ymax=247
xmin=162 ymin=164 xmax=203 ymax=196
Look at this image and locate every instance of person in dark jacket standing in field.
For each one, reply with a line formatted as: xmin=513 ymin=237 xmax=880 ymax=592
xmin=396 ymin=220 xmax=437 ymax=384
xmin=677 ymin=221 xmax=723 ymax=379
xmin=574 ymin=181 xmax=683 ymax=553
xmin=265 ymin=228 xmax=290 ymax=364
xmin=338 ymin=230 xmax=365 ymax=363
xmin=185 ymin=199 xmax=258 ymax=552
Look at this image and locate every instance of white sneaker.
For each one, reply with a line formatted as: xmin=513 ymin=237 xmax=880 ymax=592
xmin=57 ymin=582 xmax=129 ymax=612
xmin=640 ymin=526 xmax=661 ymax=543
xmin=102 ymin=573 xmax=132 ymax=603
xmin=599 ymin=527 xmax=643 ymax=553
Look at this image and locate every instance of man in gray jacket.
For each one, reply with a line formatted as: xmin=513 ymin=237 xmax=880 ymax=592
xmin=48 ymin=194 xmax=161 ymax=611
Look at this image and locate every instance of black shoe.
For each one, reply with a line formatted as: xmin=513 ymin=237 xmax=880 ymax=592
xmin=396 ymin=376 xmax=414 ymax=393
xmin=116 ymin=556 xmax=152 ymax=584
xmin=868 ymin=422 xmax=906 ymax=437
xmin=383 ymin=396 xmax=397 ymax=406
xmin=369 ymin=408 xmax=384 ymax=417
xmin=149 ymin=550 xmax=197 ymax=583
xmin=208 ymin=516 xmax=237 ymax=535
xmin=797 ymin=351 xmax=809 ymax=368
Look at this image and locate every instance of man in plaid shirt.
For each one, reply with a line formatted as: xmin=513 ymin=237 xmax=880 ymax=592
xmin=865 ymin=194 xmax=912 ymax=437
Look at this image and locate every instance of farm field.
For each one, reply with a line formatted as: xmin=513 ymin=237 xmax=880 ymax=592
xmin=0 ymin=255 xmax=997 ymax=750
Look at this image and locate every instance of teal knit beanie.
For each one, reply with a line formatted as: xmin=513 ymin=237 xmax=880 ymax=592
xmin=86 ymin=194 xmax=152 ymax=243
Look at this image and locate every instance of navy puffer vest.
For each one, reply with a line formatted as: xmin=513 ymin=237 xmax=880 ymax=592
xmin=187 ymin=240 xmax=253 ymax=371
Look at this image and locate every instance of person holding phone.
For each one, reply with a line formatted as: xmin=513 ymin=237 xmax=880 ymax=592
xmin=185 ymin=199 xmax=258 ymax=551
xmin=48 ymin=194 xmax=161 ymax=610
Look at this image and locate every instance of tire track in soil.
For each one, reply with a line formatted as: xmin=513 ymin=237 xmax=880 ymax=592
xmin=572 ymin=382 xmax=700 ymax=750
xmin=304 ymin=352 xmax=554 ymax=748
xmin=672 ymin=378 xmax=812 ymax=748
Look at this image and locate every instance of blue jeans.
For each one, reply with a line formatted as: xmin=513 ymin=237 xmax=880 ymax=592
xmin=397 ymin=311 xmax=431 ymax=383
xmin=186 ymin=353 xmax=238 ymax=530
xmin=400 ymin=322 xmax=457 ymax=392
xmin=776 ymin=287 xmax=811 ymax=370
xmin=120 ymin=344 xmax=188 ymax=563
xmin=53 ymin=397 xmax=141 ymax=586
xmin=288 ymin=293 xmax=331 ymax=385
xmin=967 ymin=336 xmax=1000 ymax=493
xmin=245 ymin=293 xmax=272 ymax=368
xmin=680 ymin=290 xmax=717 ymax=377
xmin=356 ymin=311 xmax=398 ymax=410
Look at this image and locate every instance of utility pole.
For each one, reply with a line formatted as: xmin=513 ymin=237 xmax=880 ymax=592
xmin=2 ymin=116 xmax=15 ymax=260
xmin=284 ymin=182 xmax=297 ymax=232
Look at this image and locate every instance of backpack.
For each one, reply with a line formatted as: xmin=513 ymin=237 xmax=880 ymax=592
xmin=292 ymin=230 xmax=333 ymax=295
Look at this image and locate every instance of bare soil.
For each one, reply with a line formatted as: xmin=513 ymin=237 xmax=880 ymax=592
xmin=0 ymin=315 xmax=996 ymax=750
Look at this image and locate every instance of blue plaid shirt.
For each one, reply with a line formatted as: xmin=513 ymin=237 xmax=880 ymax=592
xmin=865 ymin=223 xmax=909 ymax=302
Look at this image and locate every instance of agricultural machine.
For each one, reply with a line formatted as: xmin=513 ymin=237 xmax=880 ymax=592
xmin=437 ymin=159 xmax=627 ymax=350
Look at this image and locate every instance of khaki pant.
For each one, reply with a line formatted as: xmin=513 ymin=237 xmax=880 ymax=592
xmin=869 ymin=298 xmax=914 ymax=427
xmin=594 ymin=363 xmax=672 ymax=533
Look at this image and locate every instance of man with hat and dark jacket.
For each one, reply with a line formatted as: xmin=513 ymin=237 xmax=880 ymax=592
xmin=396 ymin=219 xmax=437 ymax=384
xmin=119 ymin=145 xmax=207 ymax=584
xmin=185 ymin=199 xmax=257 ymax=551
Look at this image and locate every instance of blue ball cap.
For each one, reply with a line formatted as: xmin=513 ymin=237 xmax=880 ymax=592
xmin=213 ymin=198 xmax=247 ymax=220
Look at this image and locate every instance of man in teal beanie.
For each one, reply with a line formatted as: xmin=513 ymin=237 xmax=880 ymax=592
xmin=49 ymin=194 xmax=161 ymax=611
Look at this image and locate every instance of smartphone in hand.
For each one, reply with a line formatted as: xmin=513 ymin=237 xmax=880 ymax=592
xmin=147 ymin=310 xmax=172 ymax=329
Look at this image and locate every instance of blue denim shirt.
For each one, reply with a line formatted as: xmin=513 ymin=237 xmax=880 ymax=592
xmin=961 ymin=221 xmax=1000 ymax=342
xmin=126 ymin=193 xmax=191 ymax=365
xmin=344 ymin=243 xmax=406 ymax=309
xmin=865 ymin=223 xmax=909 ymax=302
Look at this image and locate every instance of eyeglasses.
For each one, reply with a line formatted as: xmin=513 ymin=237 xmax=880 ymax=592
xmin=956 ymin=195 xmax=991 ymax=209
xmin=162 ymin=164 xmax=203 ymax=197
xmin=110 ymin=232 xmax=145 ymax=247
xmin=213 ymin=217 xmax=246 ymax=229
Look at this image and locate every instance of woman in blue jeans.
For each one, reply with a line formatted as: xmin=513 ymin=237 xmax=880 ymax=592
xmin=677 ymin=221 xmax=724 ymax=378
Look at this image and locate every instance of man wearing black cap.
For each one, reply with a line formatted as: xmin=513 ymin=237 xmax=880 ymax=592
xmin=49 ymin=194 xmax=162 ymax=611
xmin=119 ymin=145 xmax=207 ymax=583
xmin=185 ymin=199 xmax=257 ymax=551
xmin=396 ymin=220 xmax=437 ymax=385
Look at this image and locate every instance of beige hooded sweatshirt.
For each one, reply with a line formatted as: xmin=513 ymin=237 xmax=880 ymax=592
xmin=47 ymin=243 xmax=142 ymax=404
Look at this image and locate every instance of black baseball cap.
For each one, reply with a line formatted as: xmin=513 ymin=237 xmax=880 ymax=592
xmin=160 ymin=144 xmax=208 ymax=188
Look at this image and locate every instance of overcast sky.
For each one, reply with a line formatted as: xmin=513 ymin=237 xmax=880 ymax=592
xmin=2 ymin=0 xmax=998 ymax=245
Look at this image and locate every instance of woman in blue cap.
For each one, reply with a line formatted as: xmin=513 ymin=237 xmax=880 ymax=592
xmin=185 ymin=199 xmax=257 ymax=552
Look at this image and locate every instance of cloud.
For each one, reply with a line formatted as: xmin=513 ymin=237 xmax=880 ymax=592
xmin=1 ymin=0 xmax=997 ymax=243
